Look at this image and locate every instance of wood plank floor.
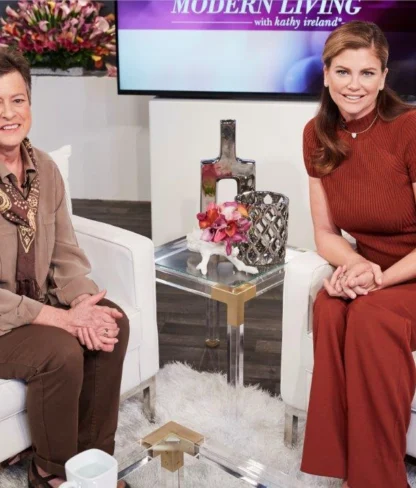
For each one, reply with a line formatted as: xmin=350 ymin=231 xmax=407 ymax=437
xmin=72 ymin=200 xmax=283 ymax=395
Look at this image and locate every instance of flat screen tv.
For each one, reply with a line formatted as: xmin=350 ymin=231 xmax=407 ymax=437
xmin=116 ymin=0 xmax=416 ymax=100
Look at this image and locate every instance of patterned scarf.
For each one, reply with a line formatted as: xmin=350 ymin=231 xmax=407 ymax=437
xmin=0 ymin=138 xmax=41 ymax=300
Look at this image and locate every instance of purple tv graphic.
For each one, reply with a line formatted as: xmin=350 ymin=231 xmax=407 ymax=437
xmin=118 ymin=0 xmax=415 ymax=32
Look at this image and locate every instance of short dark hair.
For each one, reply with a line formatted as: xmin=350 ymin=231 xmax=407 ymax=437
xmin=0 ymin=47 xmax=31 ymax=103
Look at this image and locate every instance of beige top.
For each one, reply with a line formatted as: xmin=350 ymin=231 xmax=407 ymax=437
xmin=0 ymin=143 xmax=99 ymax=336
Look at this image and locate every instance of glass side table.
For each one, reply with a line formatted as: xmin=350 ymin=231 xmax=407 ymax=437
xmin=155 ymin=237 xmax=305 ymax=387
xmin=118 ymin=421 xmax=304 ymax=488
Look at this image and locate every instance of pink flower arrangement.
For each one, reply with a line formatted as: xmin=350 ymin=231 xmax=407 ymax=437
xmin=0 ymin=0 xmax=116 ymax=73
xmin=197 ymin=202 xmax=252 ymax=255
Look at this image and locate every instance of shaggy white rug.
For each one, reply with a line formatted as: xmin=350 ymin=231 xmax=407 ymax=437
xmin=2 ymin=362 xmax=416 ymax=487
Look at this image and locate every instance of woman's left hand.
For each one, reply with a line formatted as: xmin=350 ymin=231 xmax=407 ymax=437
xmin=336 ymin=261 xmax=383 ymax=297
xmin=77 ymin=326 xmax=119 ymax=352
xmin=325 ymin=264 xmax=378 ymax=300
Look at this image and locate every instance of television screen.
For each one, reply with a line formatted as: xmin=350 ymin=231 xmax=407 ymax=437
xmin=116 ymin=0 xmax=416 ymax=100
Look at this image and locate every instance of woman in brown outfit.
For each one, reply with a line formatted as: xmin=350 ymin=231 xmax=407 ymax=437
xmin=0 ymin=49 xmax=130 ymax=487
xmin=299 ymin=21 xmax=416 ymax=488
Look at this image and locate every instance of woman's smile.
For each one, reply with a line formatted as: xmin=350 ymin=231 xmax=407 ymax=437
xmin=0 ymin=123 xmax=21 ymax=133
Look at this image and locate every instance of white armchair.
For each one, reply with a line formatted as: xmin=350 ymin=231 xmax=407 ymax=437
xmin=0 ymin=146 xmax=159 ymax=464
xmin=280 ymin=250 xmax=416 ymax=456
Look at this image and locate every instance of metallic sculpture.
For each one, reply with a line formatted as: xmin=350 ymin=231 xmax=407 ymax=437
xmin=200 ymin=120 xmax=256 ymax=212
xmin=199 ymin=120 xmax=256 ymax=348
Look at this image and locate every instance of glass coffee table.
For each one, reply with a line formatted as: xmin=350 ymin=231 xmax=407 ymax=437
xmin=155 ymin=237 xmax=305 ymax=386
xmin=118 ymin=421 xmax=304 ymax=487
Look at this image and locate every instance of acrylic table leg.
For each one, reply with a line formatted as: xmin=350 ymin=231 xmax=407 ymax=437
xmin=227 ymin=322 xmax=244 ymax=386
xmin=160 ymin=460 xmax=185 ymax=488
xmin=211 ymin=283 xmax=255 ymax=387
xmin=205 ymin=299 xmax=220 ymax=348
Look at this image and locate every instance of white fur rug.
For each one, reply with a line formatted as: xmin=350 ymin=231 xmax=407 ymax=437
xmin=2 ymin=362 xmax=416 ymax=487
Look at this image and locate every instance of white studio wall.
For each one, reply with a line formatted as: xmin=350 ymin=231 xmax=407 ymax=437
xmin=28 ymin=76 xmax=321 ymax=249
xmin=150 ymin=98 xmax=319 ymax=250
xmin=29 ymin=75 xmax=152 ymax=201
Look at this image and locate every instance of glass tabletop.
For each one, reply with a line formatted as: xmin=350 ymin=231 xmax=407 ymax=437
xmin=155 ymin=237 xmax=306 ymax=298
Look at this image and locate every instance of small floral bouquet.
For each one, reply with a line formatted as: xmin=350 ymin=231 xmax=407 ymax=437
xmin=197 ymin=202 xmax=252 ymax=255
xmin=0 ymin=0 xmax=116 ymax=73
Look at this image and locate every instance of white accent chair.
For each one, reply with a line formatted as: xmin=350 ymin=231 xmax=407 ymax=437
xmin=280 ymin=250 xmax=416 ymax=456
xmin=0 ymin=145 xmax=159 ymax=464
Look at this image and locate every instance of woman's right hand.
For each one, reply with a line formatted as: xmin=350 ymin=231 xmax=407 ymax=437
xmin=325 ymin=260 xmax=383 ymax=299
xmin=66 ymin=290 xmax=121 ymax=331
xmin=324 ymin=265 xmax=370 ymax=299
xmin=335 ymin=261 xmax=382 ymax=298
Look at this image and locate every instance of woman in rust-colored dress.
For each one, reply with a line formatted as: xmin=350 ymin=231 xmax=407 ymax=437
xmin=300 ymin=21 xmax=416 ymax=488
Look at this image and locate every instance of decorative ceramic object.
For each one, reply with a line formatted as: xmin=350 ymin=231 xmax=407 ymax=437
xmin=200 ymin=120 xmax=255 ymax=212
xmin=235 ymin=191 xmax=289 ymax=267
xmin=186 ymin=229 xmax=258 ymax=276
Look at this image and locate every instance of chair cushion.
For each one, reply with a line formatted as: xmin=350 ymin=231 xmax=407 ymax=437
xmin=48 ymin=145 xmax=72 ymax=215
xmin=0 ymin=379 xmax=26 ymax=422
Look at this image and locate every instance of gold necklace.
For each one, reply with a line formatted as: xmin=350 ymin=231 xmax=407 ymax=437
xmin=343 ymin=114 xmax=379 ymax=139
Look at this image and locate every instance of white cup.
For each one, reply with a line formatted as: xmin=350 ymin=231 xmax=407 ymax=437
xmin=60 ymin=449 xmax=118 ymax=488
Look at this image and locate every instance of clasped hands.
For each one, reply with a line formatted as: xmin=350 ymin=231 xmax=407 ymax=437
xmin=323 ymin=259 xmax=383 ymax=300
xmin=66 ymin=289 xmax=123 ymax=352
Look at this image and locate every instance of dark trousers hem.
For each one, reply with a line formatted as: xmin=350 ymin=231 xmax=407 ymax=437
xmin=33 ymin=452 xmax=66 ymax=479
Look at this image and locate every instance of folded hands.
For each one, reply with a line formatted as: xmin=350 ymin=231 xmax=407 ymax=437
xmin=323 ymin=260 xmax=383 ymax=300
xmin=66 ymin=290 xmax=123 ymax=352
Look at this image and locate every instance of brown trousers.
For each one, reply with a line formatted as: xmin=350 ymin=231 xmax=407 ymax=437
xmin=300 ymin=283 xmax=416 ymax=488
xmin=0 ymin=298 xmax=129 ymax=478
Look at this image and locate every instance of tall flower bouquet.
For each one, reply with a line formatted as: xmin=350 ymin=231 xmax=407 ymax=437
xmin=0 ymin=0 xmax=116 ymax=73
xmin=197 ymin=202 xmax=252 ymax=255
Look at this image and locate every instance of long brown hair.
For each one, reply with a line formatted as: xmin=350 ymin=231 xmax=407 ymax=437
xmin=314 ymin=21 xmax=412 ymax=175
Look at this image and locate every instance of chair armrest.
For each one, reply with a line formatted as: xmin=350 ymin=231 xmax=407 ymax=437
xmin=280 ymin=251 xmax=334 ymax=409
xmin=72 ymin=215 xmax=156 ymax=320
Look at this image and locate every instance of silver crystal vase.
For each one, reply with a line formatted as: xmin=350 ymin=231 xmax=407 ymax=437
xmin=200 ymin=120 xmax=256 ymax=212
xmin=235 ymin=191 xmax=289 ymax=267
